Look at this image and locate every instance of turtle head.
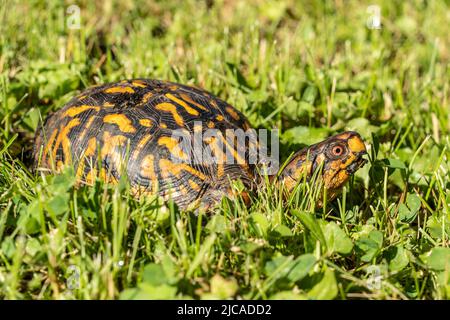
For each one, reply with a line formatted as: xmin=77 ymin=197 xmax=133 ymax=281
xmin=279 ymin=131 xmax=367 ymax=200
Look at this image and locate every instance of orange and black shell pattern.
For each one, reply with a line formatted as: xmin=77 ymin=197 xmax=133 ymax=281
xmin=33 ymin=79 xmax=256 ymax=210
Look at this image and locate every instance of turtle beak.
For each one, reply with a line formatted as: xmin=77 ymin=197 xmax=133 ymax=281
xmin=346 ymin=151 xmax=368 ymax=175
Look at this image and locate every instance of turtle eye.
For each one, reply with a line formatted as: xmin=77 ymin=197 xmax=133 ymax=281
xmin=332 ymin=145 xmax=343 ymax=156
xmin=329 ymin=143 xmax=347 ymax=158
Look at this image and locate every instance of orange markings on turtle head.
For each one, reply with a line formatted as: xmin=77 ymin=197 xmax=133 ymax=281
xmin=347 ymin=135 xmax=367 ymax=154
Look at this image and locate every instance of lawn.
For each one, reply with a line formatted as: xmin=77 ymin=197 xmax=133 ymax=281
xmin=0 ymin=0 xmax=449 ymax=300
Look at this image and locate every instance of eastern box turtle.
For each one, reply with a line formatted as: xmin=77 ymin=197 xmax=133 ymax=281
xmin=33 ymin=79 xmax=367 ymax=210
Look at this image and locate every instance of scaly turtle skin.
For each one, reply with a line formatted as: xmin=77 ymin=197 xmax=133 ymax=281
xmin=33 ymin=79 xmax=367 ymax=210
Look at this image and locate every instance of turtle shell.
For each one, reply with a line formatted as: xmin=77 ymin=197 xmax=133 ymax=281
xmin=33 ymin=79 xmax=257 ymax=209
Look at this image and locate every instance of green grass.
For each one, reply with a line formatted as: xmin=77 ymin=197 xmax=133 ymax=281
xmin=0 ymin=0 xmax=449 ymax=300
